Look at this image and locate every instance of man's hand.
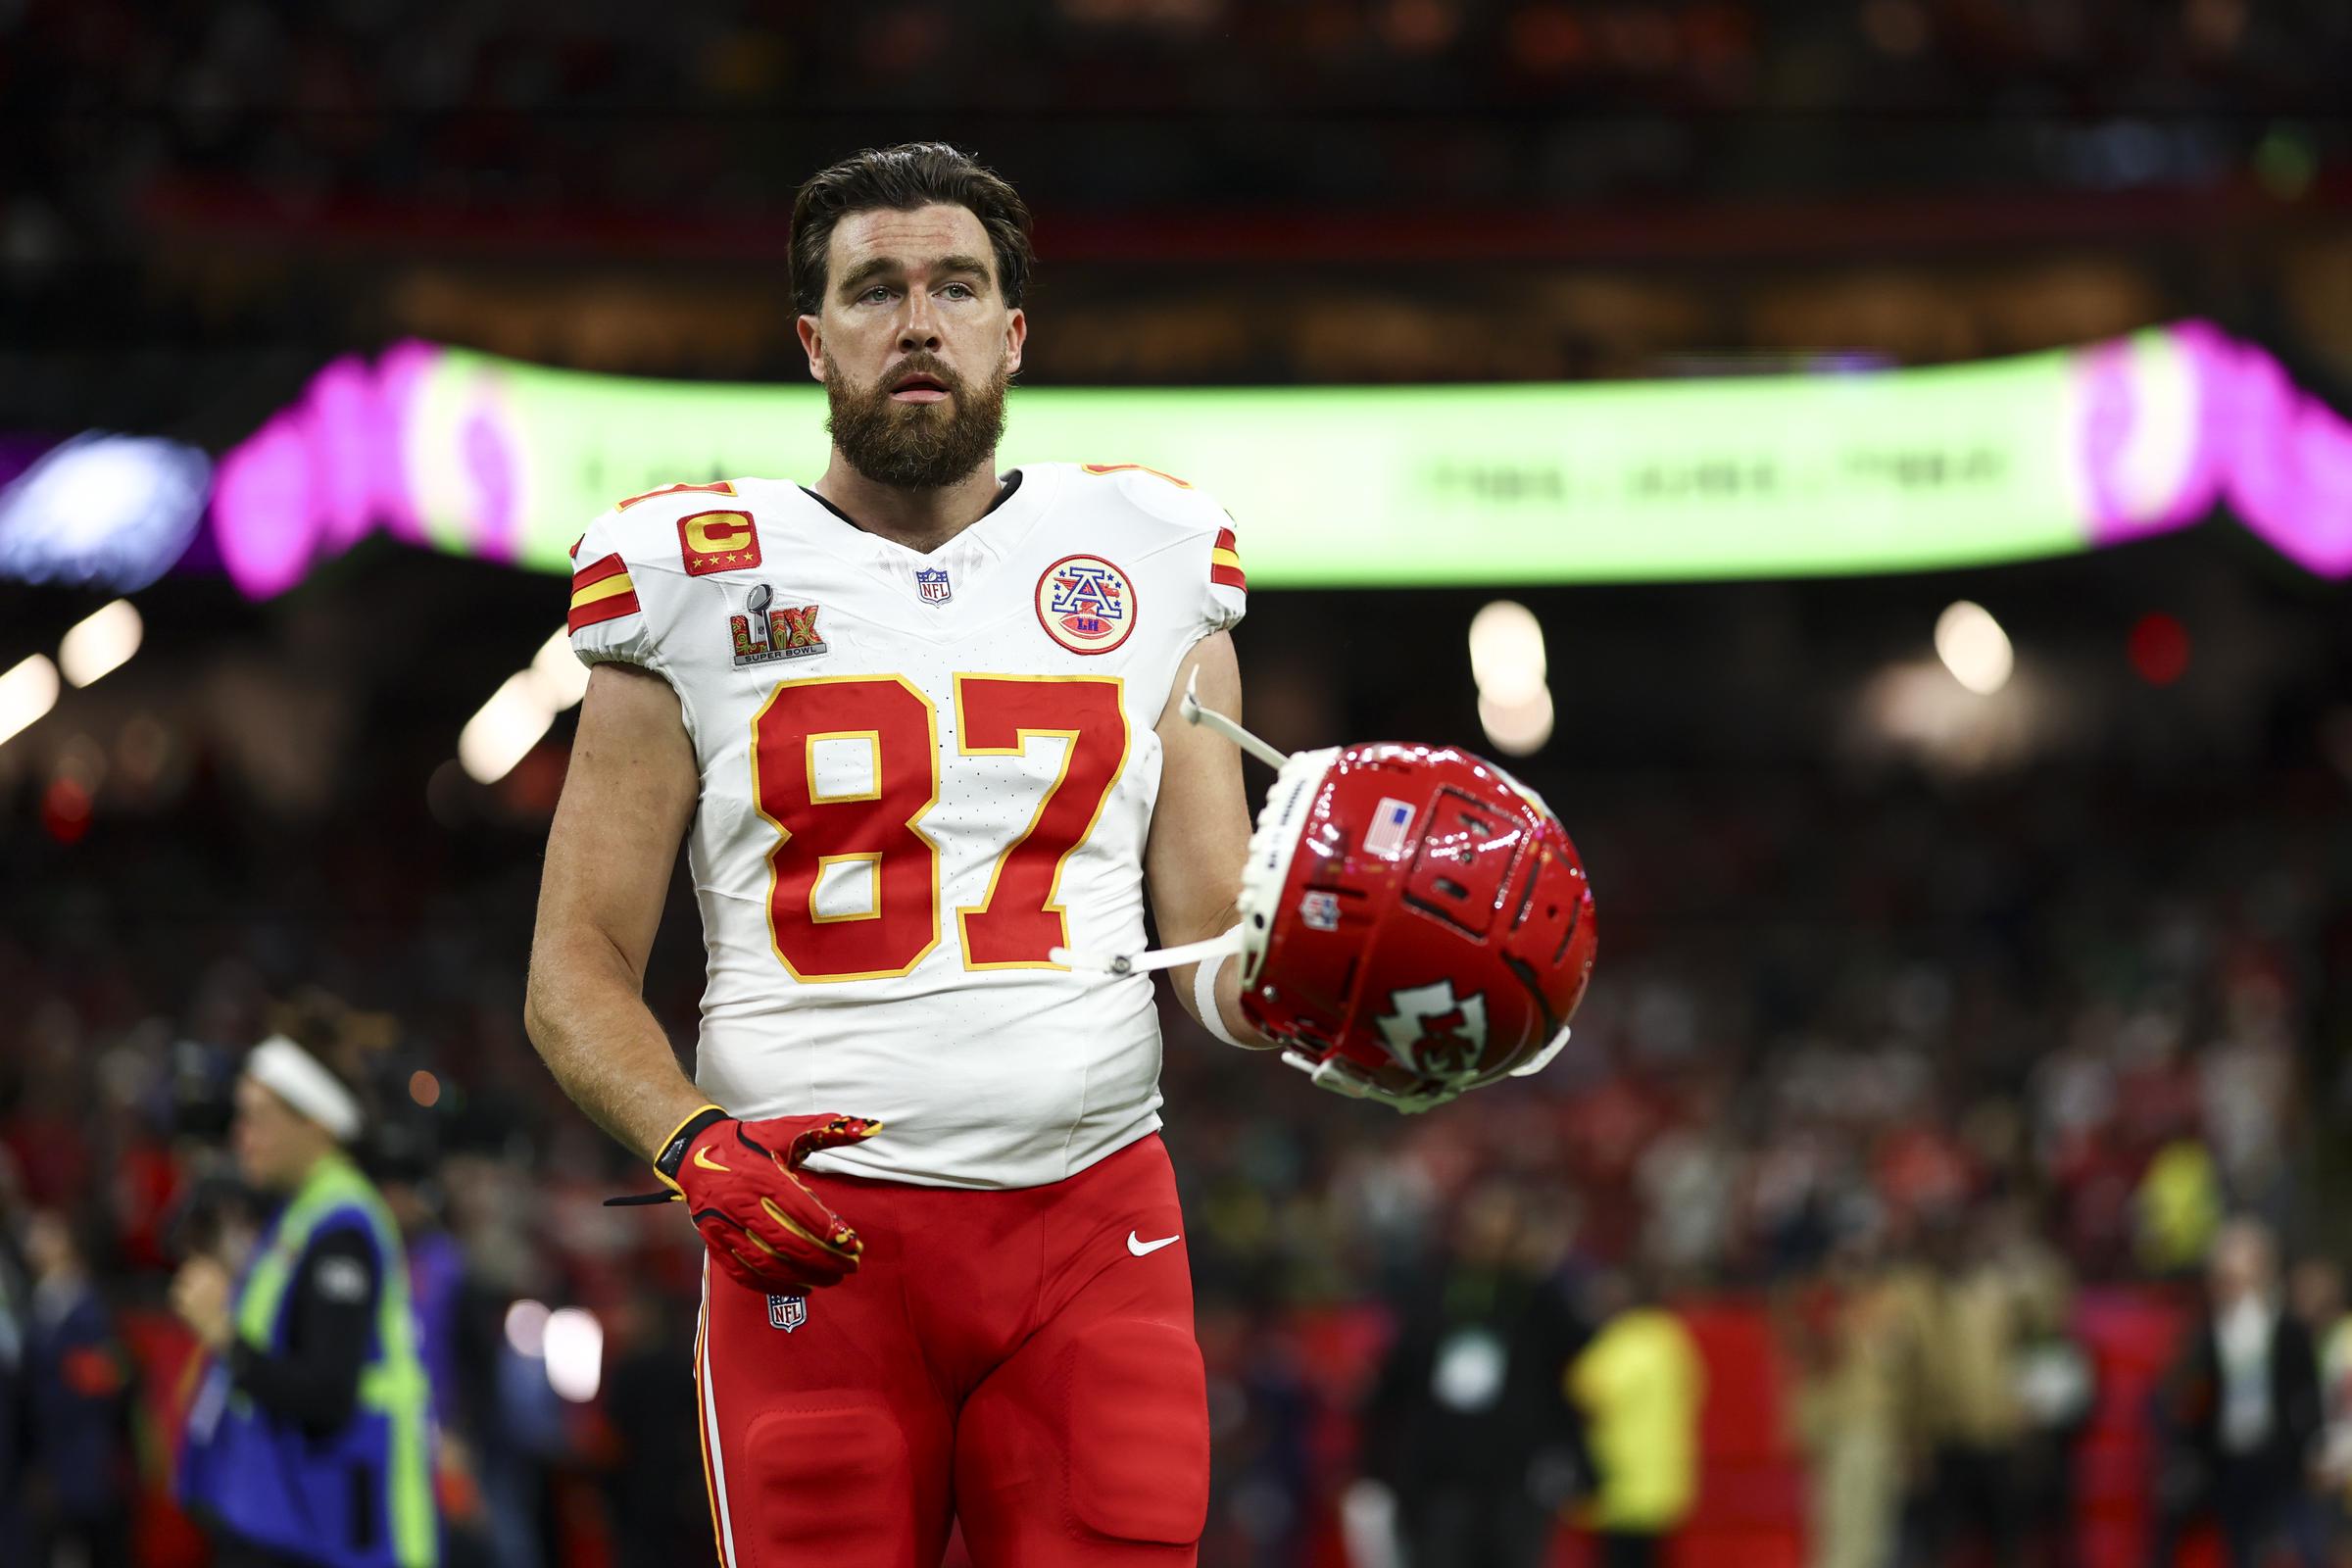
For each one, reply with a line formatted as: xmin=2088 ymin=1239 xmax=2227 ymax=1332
xmin=172 ymin=1255 xmax=234 ymax=1352
xmin=662 ymin=1108 xmax=882 ymax=1295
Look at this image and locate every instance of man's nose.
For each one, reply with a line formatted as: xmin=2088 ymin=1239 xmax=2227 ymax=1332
xmin=898 ymin=290 xmax=941 ymax=352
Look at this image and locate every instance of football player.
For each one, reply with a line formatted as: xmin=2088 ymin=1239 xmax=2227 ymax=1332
xmin=526 ymin=143 xmax=1269 ymax=1568
xmin=525 ymin=142 xmax=1596 ymax=1568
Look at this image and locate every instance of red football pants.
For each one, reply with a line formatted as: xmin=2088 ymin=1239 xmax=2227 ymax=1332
xmin=693 ymin=1133 xmax=1207 ymax=1568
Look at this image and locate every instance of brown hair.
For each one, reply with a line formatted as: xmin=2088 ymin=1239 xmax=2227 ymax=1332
xmin=789 ymin=142 xmax=1035 ymax=318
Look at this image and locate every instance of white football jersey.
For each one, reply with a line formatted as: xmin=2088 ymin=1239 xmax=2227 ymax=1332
xmin=566 ymin=462 xmax=1247 ymax=1189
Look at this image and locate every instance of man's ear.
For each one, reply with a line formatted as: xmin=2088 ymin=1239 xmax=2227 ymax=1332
xmin=1004 ymin=307 xmax=1027 ymax=378
xmin=797 ymin=314 xmax=826 ymax=382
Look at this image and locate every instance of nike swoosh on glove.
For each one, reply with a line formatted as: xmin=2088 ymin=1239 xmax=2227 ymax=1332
xmin=646 ymin=1107 xmax=882 ymax=1295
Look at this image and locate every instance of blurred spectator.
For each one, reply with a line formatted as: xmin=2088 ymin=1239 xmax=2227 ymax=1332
xmin=1356 ymin=1178 xmax=1587 ymax=1568
xmin=0 ymin=1199 xmax=34 ymax=1566
xmin=2290 ymin=1258 xmax=2352 ymax=1563
xmin=599 ymin=1285 xmax=708 ymax=1568
xmin=21 ymin=1209 xmax=134 ymax=1568
xmin=380 ymin=1157 xmax=493 ymax=1567
xmin=174 ymin=1040 xmax=438 ymax=1568
xmin=1784 ymin=1231 xmax=1925 ymax=1568
xmin=2136 ymin=1139 xmax=2226 ymax=1280
xmin=1916 ymin=1200 xmax=2078 ymax=1566
xmin=1567 ymin=1267 xmax=1705 ymax=1568
xmin=2149 ymin=1217 xmax=2323 ymax=1568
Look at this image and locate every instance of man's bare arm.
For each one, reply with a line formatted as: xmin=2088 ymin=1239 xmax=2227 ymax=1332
xmin=524 ymin=662 xmax=710 ymax=1159
xmin=1144 ymin=631 xmax=1274 ymax=1049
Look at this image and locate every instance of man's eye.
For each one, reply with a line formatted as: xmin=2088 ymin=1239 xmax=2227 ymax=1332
xmin=859 ymin=286 xmax=893 ymax=304
xmin=942 ymin=283 xmax=974 ymax=300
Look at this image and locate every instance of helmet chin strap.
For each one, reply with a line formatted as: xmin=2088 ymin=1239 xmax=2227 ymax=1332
xmin=1052 ymin=927 xmax=1243 ymax=978
xmin=1051 ymin=669 xmax=1295 ymax=977
xmin=1178 ymin=666 xmax=1293 ymax=770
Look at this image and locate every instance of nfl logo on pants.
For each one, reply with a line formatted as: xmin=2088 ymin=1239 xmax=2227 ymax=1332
xmin=766 ymin=1294 xmax=807 ymax=1333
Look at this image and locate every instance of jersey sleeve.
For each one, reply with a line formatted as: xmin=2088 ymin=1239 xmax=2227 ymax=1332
xmin=1202 ymin=511 xmax=1247 ymax=632
xmin=1089 ymin=465 xmax=1249 ymax=640
xmin=564 ymin=512 xmax=659 ymax=669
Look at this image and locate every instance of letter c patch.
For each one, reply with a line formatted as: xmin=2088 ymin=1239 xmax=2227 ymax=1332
xmin=680 ymin=511 xmax=762 ymax=576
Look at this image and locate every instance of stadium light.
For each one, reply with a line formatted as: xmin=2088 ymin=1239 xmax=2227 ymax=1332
xmin=543 ymin=1307 xmax=604 ymax=1403
xmin=1468 ymin=601 xmax=1546 ymax=706
xmin=1478 ymin=686 xmax=1555 ymax=757
xmin=1935 ymin=601 xmax=2014 ymax=696
xmin=458 ymin=673 xmax=556 ymax=785
xmin=0 ymin=655 xmax=62 ymax=749
xmin=1469 ymin=600 xmax=1553 ymax=755
xmin=504 ymin=1298 xmax=550 ymax=1358
xmin=58 ymin=600 xmax=143 ymax=688
xmin=526 ymin=626 xmax=590 ymax=710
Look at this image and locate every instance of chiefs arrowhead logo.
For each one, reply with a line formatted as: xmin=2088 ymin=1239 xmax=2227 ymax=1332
xmin=1374 ymin=980 xmax=1489 ymax=1079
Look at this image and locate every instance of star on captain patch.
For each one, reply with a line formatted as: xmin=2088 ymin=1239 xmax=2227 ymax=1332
xmin=678 ymin=510 xmax=762 ymax=576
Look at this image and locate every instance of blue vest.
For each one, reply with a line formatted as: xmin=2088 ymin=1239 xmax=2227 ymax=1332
xmin=179 ymin=1155 xmax=436 ymax=1568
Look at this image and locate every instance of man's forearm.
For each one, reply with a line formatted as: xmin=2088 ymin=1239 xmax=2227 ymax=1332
xmin=524 ymin=935 xmax=711 ymax=1161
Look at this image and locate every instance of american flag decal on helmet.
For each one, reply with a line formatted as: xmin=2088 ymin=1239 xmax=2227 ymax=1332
xmin=1362 ymin=798 xmax=1414 ymax=858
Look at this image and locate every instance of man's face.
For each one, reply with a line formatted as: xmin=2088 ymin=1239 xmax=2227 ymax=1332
xmin=2209 ymin=1226 xmax=2271 ymax=1308
xmin=233 ymin=1075 xmax=323 ymax=1193
xmin=798 ymin=202 xmax=1026 ymax=491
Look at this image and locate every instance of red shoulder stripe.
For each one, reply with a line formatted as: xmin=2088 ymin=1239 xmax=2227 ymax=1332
xmin=570 ymin=553 xmax=628 ymax=592
xmin=1210 ymin=564 xmax=1248 ymax=591
xmin=568 ymin=589 xmax=641 ymax=634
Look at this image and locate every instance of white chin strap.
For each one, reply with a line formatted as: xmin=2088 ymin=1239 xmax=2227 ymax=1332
xmin=1053 ymin=670 xmax=1327 ymax=984
xmin=1051 ymin=674 xmax=1571 ymax=1107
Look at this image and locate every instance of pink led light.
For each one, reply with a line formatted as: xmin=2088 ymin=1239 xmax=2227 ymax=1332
xmin=2073 ymin=321 xmax=2352 ymax=579
xmin=211 ymin=411 xmax=320 ymax=599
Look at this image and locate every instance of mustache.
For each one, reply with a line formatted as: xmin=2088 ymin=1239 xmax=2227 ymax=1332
xmin=882 ymin=355 xmax=963 ymax=397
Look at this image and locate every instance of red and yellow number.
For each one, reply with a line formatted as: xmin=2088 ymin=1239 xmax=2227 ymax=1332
xmin=750 ymin=676 xmax=940 ymax=982
xmin=747 ymin=673 xmax=1129 ymax=980
xmin=955 ymin=675 xmax=1129 ymax=969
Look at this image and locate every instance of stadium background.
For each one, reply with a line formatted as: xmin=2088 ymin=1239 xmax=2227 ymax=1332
xmin=5 ymin=2 xmax=2352 ymax=1565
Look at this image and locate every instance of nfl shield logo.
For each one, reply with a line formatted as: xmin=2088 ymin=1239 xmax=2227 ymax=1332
xmin=766 ymin=1294 xmax=808 ymax=1333
xmin=914 ymin=567 xmax=953 ymax=605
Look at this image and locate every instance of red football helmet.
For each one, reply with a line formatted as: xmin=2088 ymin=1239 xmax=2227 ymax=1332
xmin=1056 ymin=678 xmax=1597 ymax=1112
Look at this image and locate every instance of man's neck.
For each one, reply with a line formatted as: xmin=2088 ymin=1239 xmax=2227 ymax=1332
xmin=279 ymin=1145 xmax=339 ymax=1198
xmin=812 ymin=452 xmax=1004 ymax=555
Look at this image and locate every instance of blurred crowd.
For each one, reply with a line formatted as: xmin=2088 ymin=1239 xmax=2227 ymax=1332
xmin=6 ymin=715 xmax=2352 ymax=1564
xmin=5 ymin=0 xmax=2349 ymax=254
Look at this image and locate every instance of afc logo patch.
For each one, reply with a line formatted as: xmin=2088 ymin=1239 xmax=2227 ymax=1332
xmin=1035 ymin=554 xmax=1136 ymax=655
xmin=766 ymin=1295 xmax=808 ymax=1333
xmin=680 ymin=510 xmax=762 ymax=576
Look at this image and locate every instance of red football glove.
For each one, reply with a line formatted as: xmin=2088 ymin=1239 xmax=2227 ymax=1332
xmin=647 ymin=1106 xmax=881 ymax=1295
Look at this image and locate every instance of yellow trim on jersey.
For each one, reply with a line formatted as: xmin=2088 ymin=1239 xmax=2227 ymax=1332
xmin=951 ymin=673 xmax=1131 ymax=973
xmin=569 ymin=571 xmax=636 ymax=611
xmin=749 ymin=673 xmax=943 ymax=985
xmin=808 ymin=853 xmax=884 ymax=924
xmin=1210 ymin=547 xmax=1244 ymax=572
xmin=803 ymin=731 xmax=883 ymax=804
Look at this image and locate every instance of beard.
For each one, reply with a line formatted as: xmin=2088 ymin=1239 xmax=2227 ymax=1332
xmin=824 ymin=350 xmax=1010 ymax=492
